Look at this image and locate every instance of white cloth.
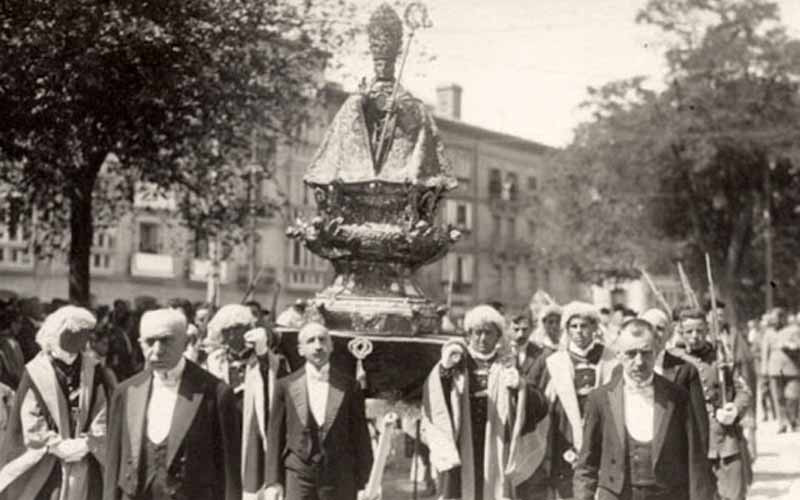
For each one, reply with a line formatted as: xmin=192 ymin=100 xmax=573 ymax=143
xmin=147 ymin=357 xmax=186 ymax=444
xmin=306 ymin=363 xmax=330 ymax=425
xmin=654 ymin=351 xmax=665 ymax=375
xmin=622 ymin=372 xmax=655 ymax=443
xmin=568 ymin=340 xmax=597 ymax=358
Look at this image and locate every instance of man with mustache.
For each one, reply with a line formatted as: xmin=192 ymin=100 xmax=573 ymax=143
xmin=264 ymin=323 xmax=373 ymax=500
xmin=574 ymin=318 xmax=715 ymax=500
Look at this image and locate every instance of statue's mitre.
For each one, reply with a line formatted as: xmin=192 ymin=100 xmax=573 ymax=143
xmin=367 ymin=3 xmax=403 ymax=63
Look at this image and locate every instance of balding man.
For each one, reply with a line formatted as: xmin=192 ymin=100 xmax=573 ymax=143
xmin=265 ymin=323 xmax=373 ymax=500
xmin=630 ymin=308 xmax=710 ymax=452
xmin=574 ymin=319 xmax=715 ymax=500
xmin=104 ymin=308 xmax=242 ymax=500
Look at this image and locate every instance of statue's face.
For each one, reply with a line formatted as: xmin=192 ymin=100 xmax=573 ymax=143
xmin=373 ymin=58 xmax=395 ymax=81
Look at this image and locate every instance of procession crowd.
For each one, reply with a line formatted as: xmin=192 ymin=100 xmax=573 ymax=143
xmin=0 ymin=293 xmax=796 ymax=500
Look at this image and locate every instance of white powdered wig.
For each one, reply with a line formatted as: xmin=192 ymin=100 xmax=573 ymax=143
xmin=560 ymin=301 xmax=600 ymax=332
xmin=463 ymin=305 xmax=506 ymax=335
xmin=537 ymin=303 xmax=562 ymax=322
xmin=36 ymin=305 xmax=96 ymax=350
xmin=206 ymin=304 xmax=256 ymax=346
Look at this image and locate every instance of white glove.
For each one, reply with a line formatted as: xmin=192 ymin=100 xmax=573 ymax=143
xmin=49 ymin=438 xmax=89 ymax=463
xmin=264 ymin=484 xmax=284 ymax=500
xmin=244 ymin=327 xmax=269 ymax=356
xmin=358 ymin=488 xmax=382 ymax=500
xmin=715 ymin=402 xmax=738 ymax=425
xmin=441 ymin=343 xmax=464 ymax=369
xmin=502 ymin=367 xmax=521 ymax=389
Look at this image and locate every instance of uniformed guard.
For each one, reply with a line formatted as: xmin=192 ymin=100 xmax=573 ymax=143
xmin=678 ymin=308 xmax=752 ymax=500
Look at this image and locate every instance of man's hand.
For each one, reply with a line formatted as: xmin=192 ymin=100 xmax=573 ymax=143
xmin=49 ymin=438 xmax=89 ymax=463
xmin=358 ymin=488 xmax=382 ymax=500
xmin=264 ymin=484 xmax=284 ymax=500
xmin=715 ymin=402 xmax=738 ymax=425
xmin=441 ymin=343 xmax=464 ymax=369
xmin=244 ymin=327 xmax=269 ymax=356
xmin=501 ymin=367 xmax=521 ymax=389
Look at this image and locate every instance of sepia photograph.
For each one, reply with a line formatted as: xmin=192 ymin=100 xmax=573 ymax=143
xmin=0 ymin=0 xmax=799 ymax=499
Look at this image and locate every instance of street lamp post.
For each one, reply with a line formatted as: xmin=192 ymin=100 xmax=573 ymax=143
xmin=248 ymin=130 xmax=258 ymax=287
xmin=765 ymin=157 xmax=774 ymax=311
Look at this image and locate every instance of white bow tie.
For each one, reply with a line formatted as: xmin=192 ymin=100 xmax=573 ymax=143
xmin=308 ymin=366 xmax=330 ymax=382
xmin=625 ymin=381 xmax=654 ymax=396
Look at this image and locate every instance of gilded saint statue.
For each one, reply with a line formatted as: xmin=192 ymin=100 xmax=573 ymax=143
xmin=305 ymin=3 xmax=455 ymax=189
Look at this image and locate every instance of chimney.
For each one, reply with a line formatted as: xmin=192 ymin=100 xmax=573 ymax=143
xmin=436 ymin=83 xmax=462 ymax=120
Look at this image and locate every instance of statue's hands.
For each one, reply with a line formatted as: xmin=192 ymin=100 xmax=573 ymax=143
xmin=502 ymin=367 xmax=521 ymax=389
xmin=715 ymin=402 xmax=738 ymax=425
xmin=264 ymin=484 xmax=284 ymax=500
xmin=49 ymin=438 xmax=89 ymax=463
xmin=441 ymin=343 xmax=464 ymax=369
xmin=244 ymin=327 xmax=269 ymax=356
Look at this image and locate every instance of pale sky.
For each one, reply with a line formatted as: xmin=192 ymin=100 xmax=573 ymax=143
xmin=335 ymin=0 xmax=800 ymax=148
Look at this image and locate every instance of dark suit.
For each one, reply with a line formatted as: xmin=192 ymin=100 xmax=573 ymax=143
xmin=518 ymin=342 xmax=553 ymax=385
xmin=574 ymin=374 xmax=715 ymax=500
xmin=266 ymin=366 xmax=373 ymax=500
xmin=612 ymin=350 xmax=710 ymax=453
xmin=104 ymin=360 xmax=242 ymax=500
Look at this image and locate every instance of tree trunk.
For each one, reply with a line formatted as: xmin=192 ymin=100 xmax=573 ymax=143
xmin=720 ymin=198 xmax=755 ymax=327
xmin=68 ymin=180 xmax=96 ymax=306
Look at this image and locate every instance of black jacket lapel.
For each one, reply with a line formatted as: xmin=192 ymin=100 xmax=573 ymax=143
xmin=652 ymin=375 xmax=675 ymax=464
xmin=167 ymin=363 xmax=205 ymax=467
xmin=322 ymin=370 xmax=345 ymax=443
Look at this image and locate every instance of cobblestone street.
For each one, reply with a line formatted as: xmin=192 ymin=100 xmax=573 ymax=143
xmin=749 ymin=420 xmax=800 ymax=499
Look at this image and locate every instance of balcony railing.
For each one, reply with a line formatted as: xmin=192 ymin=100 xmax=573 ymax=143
xmin=0 ymin=245 xmax=33 ymax=270
xmin=189 ymin=259 xmax=230 ymax=284
xmin=286 ymin=268 xmax=327 ymax=291
xmin=90 ymin=252 xmax=114 ymax=276
xmin=130 ymin=252 xmax=175 ymax=279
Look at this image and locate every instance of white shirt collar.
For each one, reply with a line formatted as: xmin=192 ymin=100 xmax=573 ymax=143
xmin=306 ymin=362 xmax=330 ymax=381
xmin=154 ymin=357 xmax=186 ymax=386
xmin=622 ymin=370 xmax=654 ymax=393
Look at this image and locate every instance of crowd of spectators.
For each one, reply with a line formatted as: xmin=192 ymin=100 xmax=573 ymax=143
xmin=0 ymin=295 xmax=274 ymax=389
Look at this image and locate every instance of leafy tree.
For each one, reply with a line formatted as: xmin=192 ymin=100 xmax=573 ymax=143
xmin=551 ymin=0 xmax=800 ymax=321
xmin=0 ymin=0 xmax=354 ymax=304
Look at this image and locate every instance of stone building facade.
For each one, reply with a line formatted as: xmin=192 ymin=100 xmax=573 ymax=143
xmin=0 ymin=83 xmax=579 ymax=319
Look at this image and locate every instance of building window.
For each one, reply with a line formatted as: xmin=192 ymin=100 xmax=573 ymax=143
xmin=292 ymin=239 xmax=302 ymax=267
xmin=489 ymin=168 xmax=502 ymax=199
xmin=528 ymin=176 xmax=538 ymax=191
xmin=493 ymin=215 xmax=502 ymax=239
xmin=506 ymin=172 xmax=518 ymax=201
xmin=457 ymin=255 xmax=473 ymax=285
xmin=139 ymin=222 xmax=160 ymax=254
xmin=456 ymin=205 xmax=468 ymax=226
xmin=509 ymin=265 xmax=517 ymax=294
xmin=527 ymin=220 xmax=536 ymax=242
xmin=446 ymin=200 xmax=473 ymax=230
xmin=193 ymin=231 xmax=209 ymax=259
xmin=507 ymin=217 xmax=515 ymax=241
